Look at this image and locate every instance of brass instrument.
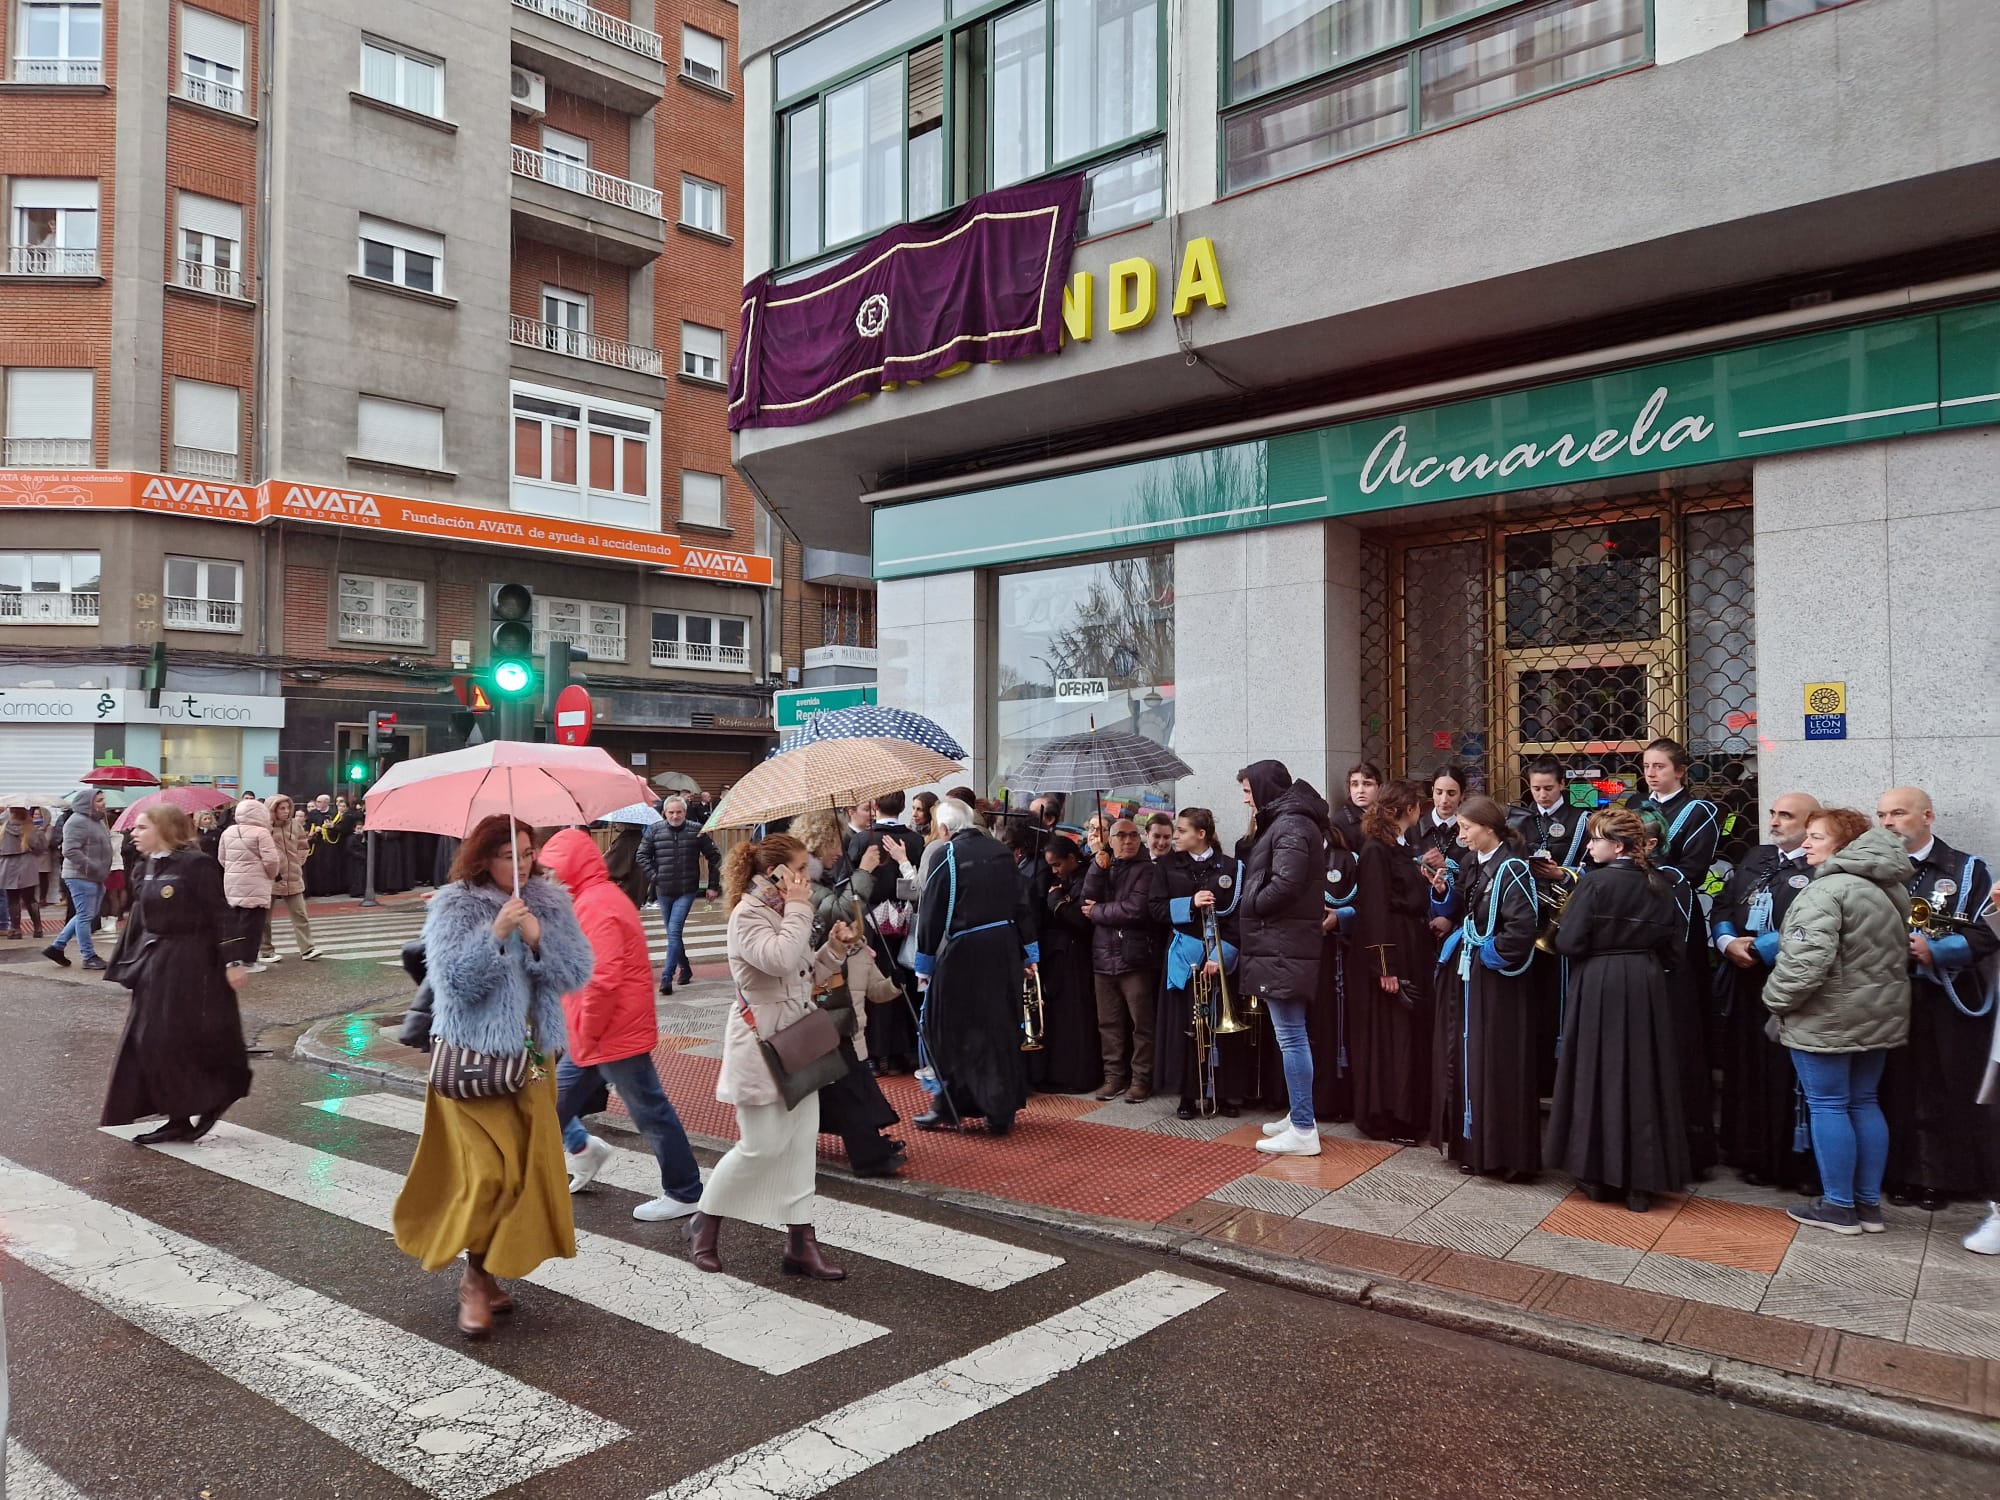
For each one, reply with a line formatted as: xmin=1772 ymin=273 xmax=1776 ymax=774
xmin=1532 ymin=866 xmax=1579 ymax=956
xmin=1191 ymin=905 xmax=1248 ymax=1115
xmin=1909 ymin=898 xmax=1980 ymax=939
xmin=1020 ymin=968 xmax=1046 ymax=1052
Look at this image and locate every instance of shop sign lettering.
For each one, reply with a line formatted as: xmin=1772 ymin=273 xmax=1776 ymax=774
xmin=279 ymin=485 xmax=384 ymax=520
xmin=140 ymin=476 xmax=252 ymax=513
xmin=1063 ymin=238 xmax=1227 ymax=343
xmin=1056 ymin=677 xmax=1108 ymax=702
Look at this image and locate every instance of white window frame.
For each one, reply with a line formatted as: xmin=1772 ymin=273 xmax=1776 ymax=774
xmin=354 ymin=394 xmax=446 ymax=471
xmin=11 ymin=1 xmax=102 ymax=83
xmin=358 ymin=35 xmax=442 ymax=117
xmin=0 ymin=549 xmax=101 ymax=625
xmin=533 ymin=594 xmax=627 ymax=663
xmin=679 ymin=468 xmax=725 ymax=529
xmin=650 ymin=608 xmax=750 ymax=671
xmin=162 ymin=555 xmax=242 ymax=633
xmin=680 ymin=323 xmax=724 ymax=382
xmin=178 ymin=5 xmax=247 ymax=114
xmin=680 ymin=174 xmax=724 ymax=234
xmin=682 ymin=25 xmax=725 ymax=88
xmin=540 ymin=126 xmax=591 ymax=192
xmin=3 ymin=366 xmax=93 ymax=466
xmin=169 ymin=377 xmax=241 ymax=478
xmin=357 ymin=214 xmax=444 ymax=295
xmin=8 ymin=178 xmax=98 ymax=275
xmin=336 ymin=573 xmax=426 ymax=645
xmin=509 ymin=380 xmax=659 ymax=530
xmin=175 ymin=191 xmax=243 ymax=297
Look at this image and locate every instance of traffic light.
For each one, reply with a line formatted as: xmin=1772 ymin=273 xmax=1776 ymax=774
xmin=489 ymin=583 xmax=535 ymax=740
xmin=142 ymin=642 xmax=168 ymax=709
xmin=365 ymin=709 xmax=397 ymax=760
xmin=543 ymin=640 xmax=579 ymax=721
xmin=344 ymin=752 xmax=371 ymax=783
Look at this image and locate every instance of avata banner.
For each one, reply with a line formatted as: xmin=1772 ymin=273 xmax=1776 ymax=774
xmin=0 ymin=470 xmax=774 ymax=586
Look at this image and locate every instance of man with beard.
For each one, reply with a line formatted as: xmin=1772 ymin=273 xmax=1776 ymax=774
xmin=1082 ymin=819 xmax=1165 ymax=1102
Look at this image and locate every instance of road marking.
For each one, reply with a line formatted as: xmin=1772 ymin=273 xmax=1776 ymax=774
xmin=0 ymin=1157 xmax=624 ymax=1500
xmin=5 ymin=1441 xmax=92 ymax=1500
xmin=101 ymin=1122 xmax=887 ymax=1375
xmin=310 ymin=1094 xmax=1066 ymax=1292
xmin=659 ymin=1271 xmax=1220 ymax=1499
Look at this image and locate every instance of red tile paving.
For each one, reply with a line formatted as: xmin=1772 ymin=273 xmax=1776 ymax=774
xmin=1538 ymin=1189 xmax=1689 ymax=1251
xmin=1664 ymin=1303 xmax=1829 ymax=1375
xmin=1305 ymin=1229 xmax=1447 ymax=1281
xmin=1252 ymin=1138 xmax=1399 ymax=1192
xmin=1649 ymin=1194 xmax=1796 ymax=1274
xmin=1828 ymin=1334 xmax=1983 ymax=1412
xmin=1207 ymin=1208 xmax=1338 ymax=1258
xmin=1531 ymin=1276 xmax=1681 ymax=1341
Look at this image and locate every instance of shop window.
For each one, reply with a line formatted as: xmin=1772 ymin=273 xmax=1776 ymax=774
xmin=176 ymin=191 xmax=243 ymax=297
xmin=355 ymin=394 xmax=445 ymax=471
xmin=163 ymin=556 xmax=242 ymax=633
xmin=994 ymin=549 xmax=1175 ymax=807
xmin=1503 ymin=518 xmax=1660 ymax=648
xmin=359 ymin=35 xmax=442 ymax=116
xmin=11 ymin=2 xmax=102 ymax=83
xmin=338 ymin=573 xmax=425 ymax=645
xmin=3 ymin=367 xmax=93 ymax=468
xmin=534 ymin=595 xmax=626 ymax=663
xmin=510 ymin=382 xmax=658 ymax=529
xmin=179 ymin=5 xmax=246 ymax=113
xmin=1222 ymin=0 xmax=1647 ymax=193
xmin=357 ymin=214 xmax=443 ymax=294
xmin=0 ymin=549 xmax=99 ymax=625
xmin=160 ymin=724 xmax=242 ymax=790
xmin=7 ymin=178 xmax=97 ymax=276
xmin=651 ymin=610 xmax=750 ymax=670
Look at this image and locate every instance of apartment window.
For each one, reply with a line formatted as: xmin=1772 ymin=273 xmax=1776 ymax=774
xmin=652 ymin=610 xmax=749 ymax=670
xmin=681 ymin=323 xmax=723 ymax=382
xmin=3 ymin=367 xmax=93 ymax=466
xmin=179 ymin=6 xmax=246 ymax=113
xmin=357 ymin=215 xmax=443 ymax=294
xmin=541 ymin=126 xmax=591 ymax=193
xmin=7 ymin=178 xmax=97 ymax=275
xmin=535 ymin=286 xmax=590 ymax=356
xmin=12 ymin=1 xmax=102 ymax=83
xmin=1221 ymin=0 xmax=1647 ymax=193
xmin=169 ymin=378 xmax=241 ymax=479
xmin=359 ymin=36 xmax=441 ymax=115
xmin=680 ymin=469 xmax=724 ymax=529
xmin=163 ymin=556 xmax=242 ymax=633
xmin=337 ymin=573 xmax=425 ymax=645
xmin=176 ymin=191 xmax=243 ymax=297
xmin=510 ymin=382 xmax=657 ymax=529
xmin=680 ymin=175 xmax=724 ymax=234
xmin=0 ymin=550 xmax=100 ymax=625
xmin=682 ymin=26 xmax=725 ymax=87
xmin=355 ymin=395 xmax=445 ymax=471
xmin=534 ymin=596 xmax=627 ymax=663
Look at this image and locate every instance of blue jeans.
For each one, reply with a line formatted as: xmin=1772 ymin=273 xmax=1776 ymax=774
xmin=53 ymin=878 xmax=101 ymax=961
xmin=657 ymin=889 xmax=698 ymax=980
xmin=1265 ymin=996 xmax=1317 ymax=1132
xmin=556 ymin=1051 xmax=703 ymax=1203
xmin=1789 ymin=1048 xmax=1890 ymax=1209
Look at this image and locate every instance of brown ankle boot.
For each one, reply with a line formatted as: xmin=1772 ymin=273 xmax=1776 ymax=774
xmin=686 ymin=1211 xmax=723 ymax=1272
xmin=465 ymin=1251 xmax=512 ymax=1314
xmin=782 ymin=1224 xmax=846 ymax=1281
xmin=456 ymin=1258 xmax=495 ymax=1338
xmin=1094 ymin=1076 xmax=1128 ymax=1101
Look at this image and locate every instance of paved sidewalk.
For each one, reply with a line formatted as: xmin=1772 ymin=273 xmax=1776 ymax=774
xmin=303 ymin=982 xmax=2000 ymax=1442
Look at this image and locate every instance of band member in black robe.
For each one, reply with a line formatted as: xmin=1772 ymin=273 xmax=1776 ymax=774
xmin=1631 ymin=737 xmax=1722 ymax=1174
xmin=1432 ymin=798 xmax=1542 ymax=1179
xmin=1032 ymin=837 xmax=1102 ymax=1094
xmin=1546 ymin=809 xmax=1692 ymax=1212
xmin=1877 ymin=787 xmax=2000 ymax=1210
xmin=1417 ymin=765 xmax=1471 ymax=901
xmin=1713 ymin=792 xmax=1821 ymax=1190
xmin=913 ymin=802 xmax=1040 ymax=1135
xmin=1332 ymin=762 xmax=1382 ymax=855
xmin=1309 ymin=828 xmax=1361 ymax=1120
xmin=1348 ymin=781 xmax=1441 ymax=1142
xmin=102 ymin=805 xmax=253 ymax=1143
xmin=1514 ymin=757 xmax=1590 ymax=1096
xmin=1149 ymin=809 xmax=1248 ymax=1118
xmin=305 ymin=794 xmax=351 ymax=897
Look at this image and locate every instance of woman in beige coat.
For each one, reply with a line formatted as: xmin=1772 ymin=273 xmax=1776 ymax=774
xmin=686 ymin=832 xmax=860 ymax=1279
xmin=261 ymin=795 xmax=322 ymax=961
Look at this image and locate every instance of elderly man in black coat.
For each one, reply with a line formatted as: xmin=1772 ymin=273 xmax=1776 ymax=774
xmin=1081 ymin=818 xmax=1165 ymax=1102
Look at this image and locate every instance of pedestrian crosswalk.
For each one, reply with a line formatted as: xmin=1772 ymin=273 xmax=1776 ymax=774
xmin=4 ymin=1088 xmax=1220 ymax=1499
xmin=292 ymin=900 xmax=731 ymax=969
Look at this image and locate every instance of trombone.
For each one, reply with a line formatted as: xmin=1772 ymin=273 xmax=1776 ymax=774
xmin=1020 ymin=967 xmax=1046 ymax=1052
xmin=1191 ymin=904 xmax=1248 ymax=1115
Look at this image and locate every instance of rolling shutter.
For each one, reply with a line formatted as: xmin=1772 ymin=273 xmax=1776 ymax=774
xmin=12 ymin=178 xmax=97 ymax=210
xmin=0 ymin=726 xmax=97 ymax=793
xmin=172 ymin=379 xmax=240 ymax=453
xmin=177 ymin=191 xmax=242 ymax=241
xmin=356 ymin=396 xmax=444 ymax=468
xmin=6 ymin=369 xmax=93 ymax=438
xmin=180 ymin=7 xmax=246 ymax=70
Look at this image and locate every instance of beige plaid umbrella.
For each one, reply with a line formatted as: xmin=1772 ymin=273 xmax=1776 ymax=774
xmin=706 ymin=736 xmax=963 ymax=830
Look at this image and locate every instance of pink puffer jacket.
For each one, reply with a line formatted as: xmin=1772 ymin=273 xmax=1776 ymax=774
xmin=218 ymin=799 xmax=280 ymax=909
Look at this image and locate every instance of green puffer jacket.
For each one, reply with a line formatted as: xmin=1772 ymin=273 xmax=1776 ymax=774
xmin=1762 ymin=827 xmax=1914 ymax=1053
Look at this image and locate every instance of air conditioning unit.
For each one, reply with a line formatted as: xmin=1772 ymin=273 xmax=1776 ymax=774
xmin=509 ymin=66 xmax=547 ymax=116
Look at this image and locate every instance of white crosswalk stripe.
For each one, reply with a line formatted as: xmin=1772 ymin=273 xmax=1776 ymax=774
xmin=5 ymin=1440 xmax=91 ymax=1500
xmin=308 ymin=1093 xmax=1067 ymax=1291
xmin=290 ymin=903 xmax=730 ymax=968
xmin=100 ymin=1121 xmax=889 ymax=1375
xmin=0 ymin=1155 xmax=626 ymax=1499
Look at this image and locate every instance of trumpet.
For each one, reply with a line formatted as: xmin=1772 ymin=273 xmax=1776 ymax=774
xmin=1190 ymin=905 xmax=1248 ymax=1115
xmin=1020 ymin=968 xmax=1046 ymax=1052
xmin=1909 ymin=897 xmax=1980 ymax=939
xmin=1532 ymin=866 xmax=1579 ymax=956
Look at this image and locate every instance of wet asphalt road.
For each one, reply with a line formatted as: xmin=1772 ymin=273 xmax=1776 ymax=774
xmin=0 ymin=951 xmax=1992 ymax=1500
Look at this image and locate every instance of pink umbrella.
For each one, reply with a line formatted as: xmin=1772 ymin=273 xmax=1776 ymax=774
xmin=113 ymin=785 xmax=234 ymax=831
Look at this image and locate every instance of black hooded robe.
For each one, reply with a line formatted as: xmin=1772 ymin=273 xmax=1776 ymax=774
xmin=1349 ymin=836 xmax=1437 ymax=1141
xmin=915 ymin=831 xmax=1038 ymax=1126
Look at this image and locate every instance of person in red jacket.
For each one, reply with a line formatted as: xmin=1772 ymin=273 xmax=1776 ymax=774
xmin=538 ymin=829 xmax=704 ymax=1222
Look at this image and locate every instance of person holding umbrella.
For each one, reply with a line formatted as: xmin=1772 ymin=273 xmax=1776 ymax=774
xmin=45 ymin=789 xmax=113 ymax=970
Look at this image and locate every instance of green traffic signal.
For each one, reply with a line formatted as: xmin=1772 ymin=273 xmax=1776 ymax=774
xmin=345 ymin=757 xmax=371 ymax=782
xmin=492 ymin=659 xmax=533 ymax=695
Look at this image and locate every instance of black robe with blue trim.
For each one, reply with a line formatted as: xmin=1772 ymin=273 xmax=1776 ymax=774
xmin=1310 ymin=843 xmax=1361 ymax=1120
xmin=1431 ymin=848 xmax=1542 ymax=1176
xmin=1712 ymin=843 xmax=1817 ymax=1189
xmin=1148 ymin=849 xmax=1248 ymax=1105
xmin=1511 ymin=800 xmax=1590 ymax=1097
xmin=1349 ymin=837 xmax=1436 ymax=1142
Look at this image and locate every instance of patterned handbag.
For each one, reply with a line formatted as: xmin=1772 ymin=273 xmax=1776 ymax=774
xmin=428 ymin=1034 xmax=542 ymax=1100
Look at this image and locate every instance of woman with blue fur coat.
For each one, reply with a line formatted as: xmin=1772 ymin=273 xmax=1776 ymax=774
xmin=392 ymin=814 xmax=594 ymax=1339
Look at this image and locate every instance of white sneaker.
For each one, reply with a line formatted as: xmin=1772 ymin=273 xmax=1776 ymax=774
xmin=262 ymin=953 xmax=282 ymax=964
xmin=299 ymin=947 xmax=324 ymax=961
xmin=243 ymin=963 xmax=268 ymax=974
xmin=1964 ymin=1203 xmax=2000 ymax=1256
xmin=1256 ymin=1126 xmax=1323 ymax=1157
xmin=1260 ymin=1117 xmax=1294 ymax=1137
xmin=566 ymin=1134 xmax=613 ymax=1193
xmin=632 ymin=1195 xmax=701 ymax=1223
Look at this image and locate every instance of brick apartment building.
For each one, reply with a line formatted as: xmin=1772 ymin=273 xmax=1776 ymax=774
xmin=0 ymin=0 xmax=783 ymax=800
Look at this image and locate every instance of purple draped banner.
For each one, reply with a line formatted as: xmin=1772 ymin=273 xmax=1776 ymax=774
xmin=727 ymin=176 xmax=1084 ymax=432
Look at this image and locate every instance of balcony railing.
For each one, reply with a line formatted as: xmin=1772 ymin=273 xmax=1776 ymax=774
xmin=512 ymin=145 xmax=663 ymax=218
xmin=6 ymin=245 xmax=97 ymax=276
xmin=11 ymin=57 xmax=102 ymax=84
xmin=651 ymin=640 xmax=749 ymax=670
xmin=171 ymin=446 xmax=242 ymax=480
xmin=164 ymin=596 xmax=242 ymax=631
xmin=0 ymin=591 xmax=99 ymax=624
xmin=510 ymin=316 xmax=663 ymax=376
xmin=2 ymin=436 xmax=91 ymax=465
xmin=511 ymin=0 xmax=664 ymax=61
xmin=338 ymin=612 xmax=425 ymax=644
xmin=535 ymin=627 xmax=626 ymax=662
xmin=176 ymin=258 xmax=244 ymax=298
xmin=179 ymin=71 xmax=245 ymax=113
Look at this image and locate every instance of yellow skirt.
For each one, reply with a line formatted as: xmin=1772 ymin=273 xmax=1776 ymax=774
xmin=391 ymin=1070 xmax=577 ymax=1279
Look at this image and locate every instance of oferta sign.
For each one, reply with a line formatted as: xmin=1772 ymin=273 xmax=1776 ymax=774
xmin=872 ymin=300 xmax=2000 ymax=579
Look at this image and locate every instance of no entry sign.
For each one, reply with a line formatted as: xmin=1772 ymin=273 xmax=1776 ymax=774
xmin=554 ymin=684 xmax=594 ymax=746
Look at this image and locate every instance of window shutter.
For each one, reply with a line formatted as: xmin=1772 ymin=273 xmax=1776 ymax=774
xmin=12 ymin=178 xmax=97 ymax=210
xmin=681 ymin=470 xmax=723 ymax=528
xmin=357 ymin=215 xmax=443 ymax=258
xmin=6 ymin=369 xmax=93 ymax=438
xmin=177 ymin=191 xmax=242 ymax=242
xmin=908 ymin=41 xmax=944 ymax=131
xmin=356 ymin=396 xmax=444 ymax=468
xmin=684 ymin=27 xmax=724 ymax=78
xmin=683 ymin=324 xmax=723 ymax=363
xmin=181 ymin=7 xmax=246 ymax=69
xmin=171 ymin=380 xmax=240 ymax=453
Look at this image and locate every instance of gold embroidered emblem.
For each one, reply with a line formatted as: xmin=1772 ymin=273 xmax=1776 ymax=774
xmin=160 ymin=884 xmax=175 ymax=899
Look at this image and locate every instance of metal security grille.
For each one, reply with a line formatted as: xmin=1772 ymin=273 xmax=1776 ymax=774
xmin=1356 ymin=483 xmax=1756 ymax=839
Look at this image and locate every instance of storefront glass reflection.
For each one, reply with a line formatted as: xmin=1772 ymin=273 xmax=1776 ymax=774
xmin=160 ymin=725 xmax=242 ymax=792
xmin=994 ymin=548 xmax=1175 ymax=812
